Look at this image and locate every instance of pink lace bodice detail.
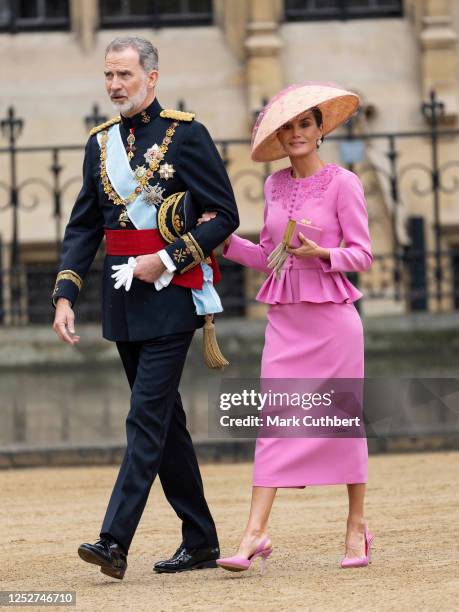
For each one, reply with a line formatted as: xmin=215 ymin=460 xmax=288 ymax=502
xmin=268 ymin=163 xmax=340 ymax=210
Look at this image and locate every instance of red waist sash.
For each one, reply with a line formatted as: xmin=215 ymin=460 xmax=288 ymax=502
xmin=104 ymin=228 xmax=221 ymax=289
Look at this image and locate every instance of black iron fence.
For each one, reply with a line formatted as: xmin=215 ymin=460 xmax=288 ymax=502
xmin=1 ymin=91 xmax=459 ymax=324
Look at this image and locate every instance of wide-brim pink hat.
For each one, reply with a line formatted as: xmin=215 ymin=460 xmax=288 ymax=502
xmin=251 ymin=81 xmax=360 ymax=162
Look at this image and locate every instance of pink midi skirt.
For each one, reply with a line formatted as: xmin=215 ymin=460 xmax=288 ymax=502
xmin=253 ymin=301 xmax=368 ymax=487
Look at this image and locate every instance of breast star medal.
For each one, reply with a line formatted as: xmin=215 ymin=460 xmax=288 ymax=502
xmin=133 ymin=166 xmax=164 ymax=206
xmin=143 ymin=183 xmax=165 ymax=207
xmin=159 ymin=163 xmax=175 ymax=180
xmin=144 ymin=144 xmax=164 ymax=164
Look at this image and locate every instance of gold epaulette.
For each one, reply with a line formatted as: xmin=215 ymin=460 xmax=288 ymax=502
xmin=160 ymin=109 xmax=195 ymax=122
xmin=89 ymin=115 xmax=121 ymax=136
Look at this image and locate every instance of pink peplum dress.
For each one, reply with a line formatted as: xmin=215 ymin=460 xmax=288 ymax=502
xmin=223 ymin=163 xmax=373 ymax=487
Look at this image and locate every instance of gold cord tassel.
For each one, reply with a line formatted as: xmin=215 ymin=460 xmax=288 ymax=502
xmin=203 ymin=314 xmax=229 ymax=369
xmin=267 ymin=241 xmax=289 ymax=279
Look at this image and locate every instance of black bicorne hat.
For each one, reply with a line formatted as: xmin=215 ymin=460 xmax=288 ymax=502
xmin=157 ymin=191 xmax=198 ymax=243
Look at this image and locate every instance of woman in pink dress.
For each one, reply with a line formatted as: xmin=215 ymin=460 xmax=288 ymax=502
xmin=214 ymin=83 xmax=375 ymax=571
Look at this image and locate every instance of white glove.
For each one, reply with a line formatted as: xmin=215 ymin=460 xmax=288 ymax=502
xmin=111 ymin=257 xmax=174 ymax=292
xmin=111 ymin=257 xmax=137 ymax=291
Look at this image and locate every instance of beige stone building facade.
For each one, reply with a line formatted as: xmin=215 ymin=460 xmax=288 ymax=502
xmin=1 ymin=0 xmax=458 ymax=320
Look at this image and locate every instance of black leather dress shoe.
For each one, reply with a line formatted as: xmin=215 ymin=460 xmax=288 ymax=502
xmin=78 ymin=538 xmax=127 ymax=580
xmin=153 ymin=544 xmax=220 ymax=573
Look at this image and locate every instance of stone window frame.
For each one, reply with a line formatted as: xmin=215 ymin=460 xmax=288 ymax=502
xmin=98 ymin=0 xmax=213 ymax=29
xmin=284 ymin=0 xmax=403 ymax=22
xmin=0 ymin=0 xmax=70 ymax=33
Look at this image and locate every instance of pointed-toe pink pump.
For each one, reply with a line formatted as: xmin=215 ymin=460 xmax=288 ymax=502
xmin=217 ymin=537 xmax=273 ymax=575
xmin=340 ymin=522 xmax=375 ymax=568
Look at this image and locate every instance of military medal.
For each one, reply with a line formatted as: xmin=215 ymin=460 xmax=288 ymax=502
xmin=159 ymin=163 xmax=175 ymax=180
xmin=134 ymin=165 xmax=147 ymax=180
xmin=126 ymin=128 xmax=136 ymax=161
xmin=118 ymin=208 xmax=130 ymax=228
xmin=144 ymin=144 xmax=164 ymax=164
xmin=143 ymin=183 xmax=165 ymax=207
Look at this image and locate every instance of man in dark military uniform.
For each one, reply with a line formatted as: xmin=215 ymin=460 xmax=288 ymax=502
xmin=52 ymin=36 xmax=239 ymax=579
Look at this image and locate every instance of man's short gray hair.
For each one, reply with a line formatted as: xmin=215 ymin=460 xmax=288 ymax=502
xmin=105 ymin=36 xmax=159 ymax=72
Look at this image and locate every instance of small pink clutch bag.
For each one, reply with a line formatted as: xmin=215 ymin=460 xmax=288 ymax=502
xmin=283 ymin=218 xmax=322 ymax=248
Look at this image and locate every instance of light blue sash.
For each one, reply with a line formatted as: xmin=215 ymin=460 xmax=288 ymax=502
xmin=98 ymin=124 xmax=223 ymax=315
xmin=98 ymin=124 xmax=157 ymax=229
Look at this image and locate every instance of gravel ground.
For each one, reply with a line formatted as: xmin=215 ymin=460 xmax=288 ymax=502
xmin=1 ymin=451 xmax=458 ymax=611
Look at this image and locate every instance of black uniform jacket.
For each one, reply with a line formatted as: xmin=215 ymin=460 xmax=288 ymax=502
xmin=52 ymin=98 xmax=239 ymax=341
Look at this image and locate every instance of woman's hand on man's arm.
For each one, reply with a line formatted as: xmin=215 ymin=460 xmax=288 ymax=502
xmin=197 ymin=211 xmax=233 ymax=247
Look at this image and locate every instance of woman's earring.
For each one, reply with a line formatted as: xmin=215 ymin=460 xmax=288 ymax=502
xmin=316 ymin=136 xmax=323 ymax=148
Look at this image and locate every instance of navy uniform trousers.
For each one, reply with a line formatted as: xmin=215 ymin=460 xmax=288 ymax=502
xmin=100 ymin=330 xmax=218 ymax=553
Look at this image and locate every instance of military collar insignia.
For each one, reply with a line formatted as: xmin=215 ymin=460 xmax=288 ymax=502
xmin=141 ymin=110 xmax=151 ymax=123
xmin=120 ymin=98 xmax=162 ymax=129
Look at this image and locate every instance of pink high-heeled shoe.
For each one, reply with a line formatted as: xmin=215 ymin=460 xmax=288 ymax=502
xmin=217 ymin=537 xmax=273 ymax=575
xmin=340 ymin=522 xmax=375 ymax=568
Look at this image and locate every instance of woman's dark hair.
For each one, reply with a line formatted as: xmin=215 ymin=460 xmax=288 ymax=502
xmin=310 ymin=106 xmax=324 ymax=148
xmin=277 ymin=106 xmax=325 ymax=147
xmin=310 ymin=106 xmax=323 ymax=128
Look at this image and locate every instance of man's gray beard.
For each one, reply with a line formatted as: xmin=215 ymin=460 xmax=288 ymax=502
xmin=112 ymin=80 xmax=149 ymax=116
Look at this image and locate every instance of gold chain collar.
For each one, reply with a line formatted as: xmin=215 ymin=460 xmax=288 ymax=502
xmin=99 ymin=121 xmax=179 ymax=207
